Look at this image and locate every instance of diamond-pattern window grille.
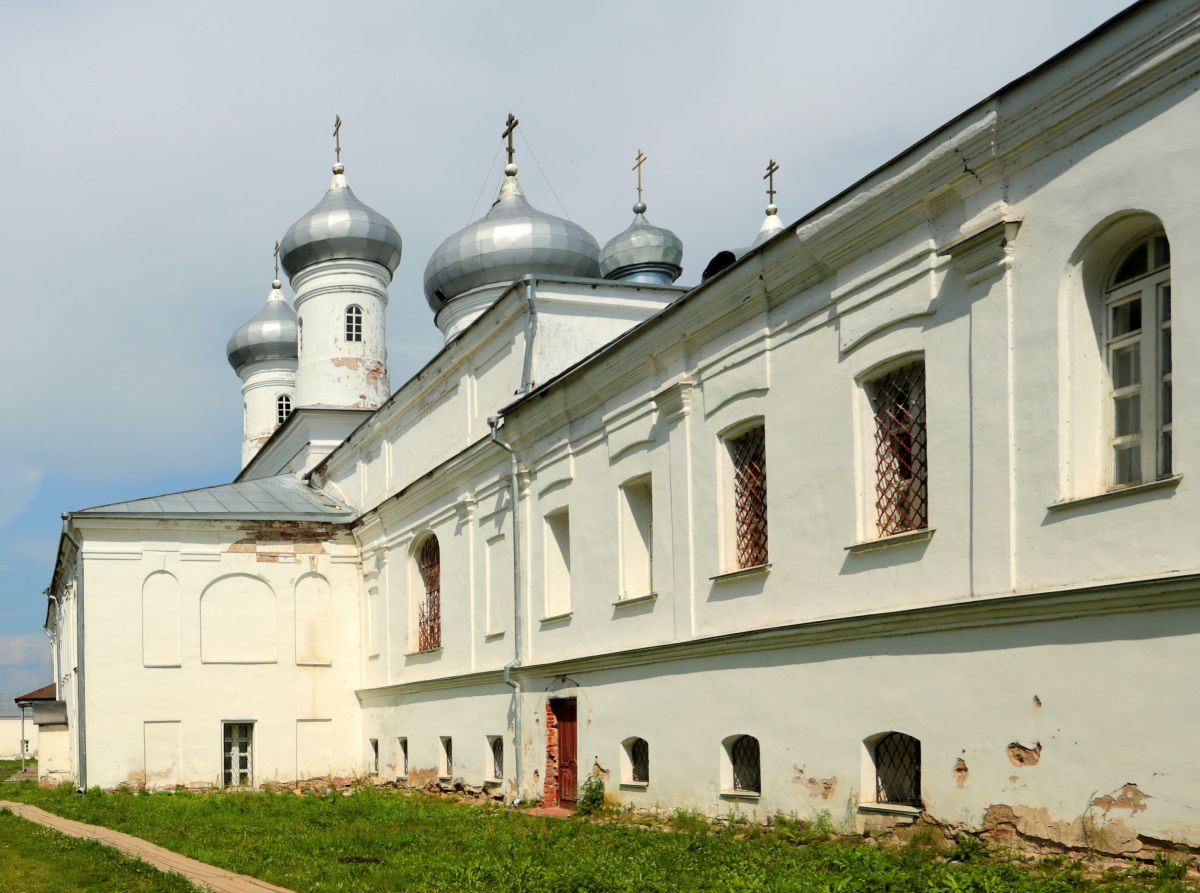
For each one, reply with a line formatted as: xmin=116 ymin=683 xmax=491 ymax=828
xmin=869 ymin=363 xmax=928 ymax=537
xmin=345 ymin=304 xmax=363 ymax=342
xmin=874 ymin=732 xmax=921 ymax=807
xmin=491 ymin=737 xmax=504 ymax=779
xmin=630 ymin=738 xmax=650 ymax=784
xmin=731 ymin=427 xmax=768 ymax=568
xmin=417 ymin=536 xmax=441 ymax=653
xmin=730 ymin=735 xmax=761 ymax=793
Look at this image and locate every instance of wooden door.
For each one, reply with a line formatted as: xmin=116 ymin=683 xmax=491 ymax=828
xmin=553 ymin=699 xmax=578 ymax=807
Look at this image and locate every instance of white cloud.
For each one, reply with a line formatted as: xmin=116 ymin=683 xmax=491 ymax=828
xmin=0 ymin=463 xmax=43 ymax=529
xmin=0 ymin=635 xmax=48 ymax=668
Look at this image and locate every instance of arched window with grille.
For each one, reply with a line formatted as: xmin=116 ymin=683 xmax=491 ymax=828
xmin=416 ymin=535 xmax=441 ymax=652
xmin=722 ymin=734 xmax=760 ymax=795
xmin=489 ymin=736 xmax=504 ymax=781
xmin=871 ymin=731 xmax=921 ymax=807
xmin=276 ymin=394 xmax=292 ymax=425
xmin=345 ymin=304 xmax=363 ymax=342
xmin=622 ymin=736 xmax=649 ymax=784
xmin=1105 ymin=231 xmax=1171 ymax=485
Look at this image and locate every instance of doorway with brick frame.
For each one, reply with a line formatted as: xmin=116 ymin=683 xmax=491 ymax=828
xmin=544 ymin=698 xmax=578 ymax=808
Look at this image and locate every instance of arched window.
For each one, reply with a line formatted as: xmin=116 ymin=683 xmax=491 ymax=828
xmin=1105 ymin=231 xmax=1171 ymax=485
xmin=872 ymin=731 xmax=921 ymax=807
xmin=723 ymin=734 xmax=760 ymax=794
xmin=276 ymin=394 xmax=292 ymax=425
xmin=622 ymin=736 xmax=649 ymax=784
xmin=417 ymin=535 xmax=441 ymax=652
xmin=489 ymin=735 xmax=504 ymax=780
xmin=345 ymin=304 xmax=363 ymax=342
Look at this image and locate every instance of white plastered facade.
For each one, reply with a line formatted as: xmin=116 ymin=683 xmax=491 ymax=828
xmin=43 ymin=0 xmax=1200 ymax=853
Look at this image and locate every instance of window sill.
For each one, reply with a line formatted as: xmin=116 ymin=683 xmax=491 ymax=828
xmin=720 ymin=789 xmax=760 ymax=800
xmin=844 ymin=528 xmax=935 ymax=554
xmin=710 ymin=563 xmax=771 ymax=582
xmin=539 ymin=611 xmax=573 ymax=625
xmin=484 ymin=778 xmax=502 ymax=786
xmin=1047 ymin=475 xmax=1182 ymax=512
xmin=484 ymin=631 xmax=505 ymax=641
xmin=620 ymin=781 xmax=650 ymax=790
xmin=438 ymin=775 xmax=452 ymax=782
xmin=613 ymin=592 xmax=658 ymax=607
xmin=405 ymin=647 xmax=443 ymax=658
xmin=857 ymin=802 xmax=921 ymax=817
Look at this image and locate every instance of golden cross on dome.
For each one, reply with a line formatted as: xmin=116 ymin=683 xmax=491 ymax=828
xmin=333 ymin=114 xmax=343 ymax=164
xmin=273 ymin=240 xmax=280 ymax=279
xmin=764 ymin=158 xmax=779 ymax=204
xmin=502 ymin=113 xmax=519 ymax=165
xmin=632 ymin=149 xmax=647 ymax=204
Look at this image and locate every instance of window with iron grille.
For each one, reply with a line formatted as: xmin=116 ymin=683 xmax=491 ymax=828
xmin=868 ymin=362 xmax=928 ymax=536
xmin=489 ymin=736 xmax=504 ymax=780
xmin=440 ymin=736 xmax=453 ymax=778
xmin=1105 ymin=232 xmax=1171 ymax=486
xmin=276 ymin=394 xmax=292 ymax=425
xmin=627 ymin=737 xmax=649 ymax=784
xmin=729 ymin=426 xmax=767 ymax=568
xmin=222 ymin=722 xmax=253 ymax=788
xmin=398 ymin=737 xmax=408 ymax=777
xmin=417 ymin=536 xmax=441 ymax=653
xmin=726 ymin=734 xmax=760 ymax=793
xmin=873 ymin=732 xmax=921 ymax=807
xmin=345 ymin=304 xmax=363 ymax=342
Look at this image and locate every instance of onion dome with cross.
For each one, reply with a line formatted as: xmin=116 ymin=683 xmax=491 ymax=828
xmin=278 ymin=117 xmax=402 ymax=279
xmin=226 ymin=277 xmax=298 ymax=374
xmin=599 ymin=149 xmax=683 ymax=284
xmin=423 ymin=114 xmax=602 ymax=314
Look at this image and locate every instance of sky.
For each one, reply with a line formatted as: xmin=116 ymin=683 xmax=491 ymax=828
xmin=0 ymin=0 xmax=1132 ymax=696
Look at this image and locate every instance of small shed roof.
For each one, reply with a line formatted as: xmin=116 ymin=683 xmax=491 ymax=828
xmin=14 ymin=684 xmax=56 ymax=705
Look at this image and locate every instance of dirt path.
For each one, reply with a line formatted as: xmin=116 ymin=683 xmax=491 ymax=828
xmin=0 ymin=800 xmax=295 ymax=893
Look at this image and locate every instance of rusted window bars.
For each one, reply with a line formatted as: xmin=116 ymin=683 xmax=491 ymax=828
xmin=874 ymin=732 xmax=921 ymax=807
xmin=417 ymin=536 xmax=441 ymax=652
xmin=731 ymin=426 xmax=768 ymax=568
xmin=869 ymin=362 xmax=928 ymax=536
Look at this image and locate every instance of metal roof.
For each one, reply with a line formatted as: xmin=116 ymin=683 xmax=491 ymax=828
xmin=73 ymin=474 xmax=355 ymax=522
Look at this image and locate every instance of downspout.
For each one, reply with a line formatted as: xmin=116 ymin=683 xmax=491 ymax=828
xmin=518 ymin=277 xmax=538 ymax=394
xmin=489 ymin=415 xmax=525 ymax=801
xmin=61 ymin=516 xmax=85 ymax=792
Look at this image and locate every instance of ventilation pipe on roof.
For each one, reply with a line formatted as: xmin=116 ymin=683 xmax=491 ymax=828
xmin=488 ymin=415 xmax=525 ymax=800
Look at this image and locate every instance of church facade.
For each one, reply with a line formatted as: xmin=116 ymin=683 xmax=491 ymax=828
xmin=41 ymin=0 xmax=1200 ymax=851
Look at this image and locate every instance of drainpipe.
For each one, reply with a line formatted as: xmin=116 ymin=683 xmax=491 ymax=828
xmin=489 ymin=415 xmax=525 ymax=801
xmin=518 ymin=277 xmax=538 ymax=394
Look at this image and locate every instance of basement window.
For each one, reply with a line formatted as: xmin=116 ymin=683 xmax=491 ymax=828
xmin=488 ymin=735 xmax=504 ymax=781
xmin=369 ymin=738 xmax=379 ymax=774
xmin=440 ymin=736 xmax=453 ymax=779
xmin=398 ymin=737 xmax=408 ymax=779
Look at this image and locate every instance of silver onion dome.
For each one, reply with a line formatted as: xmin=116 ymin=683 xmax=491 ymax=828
xmin=599 ymin=201 xmax=683 ymax=284
xmin=279 ymin=164 xmax=402 ymax=278
xmin=226 ymin=280 xmax=299 ymax=375
xmin=424 ymin=164 xmax=601 ymax=312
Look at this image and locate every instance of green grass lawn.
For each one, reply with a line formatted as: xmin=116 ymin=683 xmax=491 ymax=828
xmin=0 ymin=808 xmax=196 ymax=893
xmin=0 ymin=764 xmax=1195 ymax=892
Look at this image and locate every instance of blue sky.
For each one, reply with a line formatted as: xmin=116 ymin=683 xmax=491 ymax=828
xmin=0 ymin=0 xmax=1131 ymax=695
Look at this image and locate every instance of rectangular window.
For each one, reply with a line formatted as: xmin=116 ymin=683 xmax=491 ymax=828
xmin=398 ymin=737 xmax=408 ymax=778
xmin=619 ymin=477 xmax=653 ymax=597
xmin=440 ymin=736 xmax=454 ymax=778
xmin=544 ymin=509 xmax=572 ymax=616
xmin=868 ymin=362 xmax=928 ymax=536
xmin=369 ymin=738 xmax=379 ymax=774
xmin=729 ymin=426 xmax=768 ymax=568
xmin=222 ymin=722 xmax=253 ymax=788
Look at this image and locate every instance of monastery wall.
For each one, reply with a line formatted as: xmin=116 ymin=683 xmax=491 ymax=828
xmin=73 ymin=520 xmax=366 ymax=790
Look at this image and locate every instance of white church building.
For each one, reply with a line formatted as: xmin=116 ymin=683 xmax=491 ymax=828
xmin=39 ymin=0 xmax=1200 ymax=851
